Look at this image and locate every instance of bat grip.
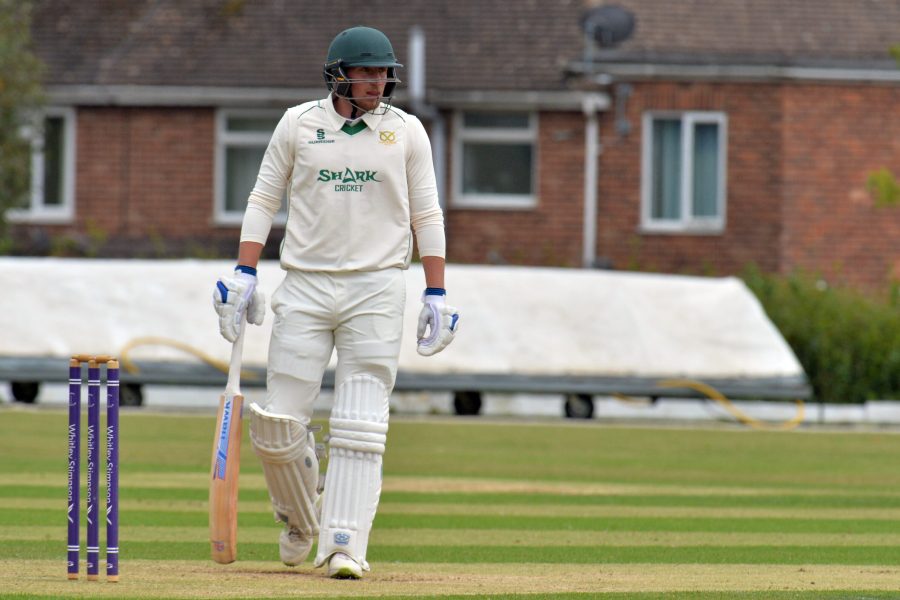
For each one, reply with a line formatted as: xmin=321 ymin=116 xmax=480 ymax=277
xmin=225 ymin=315 xmax=246 ymax=396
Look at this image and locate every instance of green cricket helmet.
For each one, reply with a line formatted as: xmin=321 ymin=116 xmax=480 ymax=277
xmin=323 ymin=26 xmax=403 ymax=99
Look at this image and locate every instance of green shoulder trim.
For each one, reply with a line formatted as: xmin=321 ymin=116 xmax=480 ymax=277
xmin=296 ymin=101 xmax=321 ymax=120
xmin=386 ymin=106 xmax=407 ymax=122
xmin=340 ymin=121 xmax=368 ymax=136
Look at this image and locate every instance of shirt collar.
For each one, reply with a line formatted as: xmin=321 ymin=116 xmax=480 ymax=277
xmin=324 ymin=93 xmax=385 ymax=131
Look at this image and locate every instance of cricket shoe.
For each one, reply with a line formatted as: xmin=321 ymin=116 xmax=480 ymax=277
xmin=279 ymin=526 xmax=313 ymax=566
xmin=328 ymin=552 xmax=362 ymax=579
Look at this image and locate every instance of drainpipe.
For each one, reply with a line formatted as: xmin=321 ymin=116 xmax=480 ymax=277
xmin=408 ymin=26 xmax=446 ymax=211
xmin=582 ymin=94 xmax=604 ymax=268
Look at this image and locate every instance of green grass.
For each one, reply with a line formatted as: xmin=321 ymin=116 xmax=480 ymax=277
xmin=1 ymin=408 xmax=899 ymax=598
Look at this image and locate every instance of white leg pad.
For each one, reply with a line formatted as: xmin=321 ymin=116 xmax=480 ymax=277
xmin=314 ymin=375 xmax=389 ymax=571
xmin=249 ymin=403 xmax=320 ymax=537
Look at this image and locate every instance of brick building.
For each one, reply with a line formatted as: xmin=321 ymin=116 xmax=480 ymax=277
xmin=13 ymin=0 xmax=900 ymax=289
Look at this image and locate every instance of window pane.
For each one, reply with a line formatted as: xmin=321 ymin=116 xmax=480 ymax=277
xmin=463 ymin=112 xmax=529 ymax=129
xmin=227 ymin=116 xmax=280 ymax=132
xmin=42 ymin=117 xmax=65 ymax=206
xmin=651 ymin=119 xmax=681 ymax=220
xmin=462 ymin=143 xmax=532 ymax=195
xmin=225 ymin=146 xmax=266 ymax=212
xmin=692 ymin=123 xmax=719 ymax=217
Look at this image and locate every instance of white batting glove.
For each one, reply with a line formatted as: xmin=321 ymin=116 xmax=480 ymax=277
xmin=213 ymin=265 xmax=266 ymax=343
xmin=416 ymin=288 xmax=459 ymax=357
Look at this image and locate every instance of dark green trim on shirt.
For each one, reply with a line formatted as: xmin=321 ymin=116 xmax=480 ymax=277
xmin=341 ymin=121 xmax=368 ymax=136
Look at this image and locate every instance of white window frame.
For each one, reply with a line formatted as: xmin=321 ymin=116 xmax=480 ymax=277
xmin=7 ymin=107 xmax=76 ymax=224
xmin=640 ymin=111 xmax=728 ymax=233
xmin=214 ymin=108 xmax=287 ymax=226
xmin=451 ymin=110 xmax=538 ymax=210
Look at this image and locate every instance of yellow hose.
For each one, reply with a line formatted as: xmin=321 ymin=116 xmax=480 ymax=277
xmin=118 ymin=337 xmax=260 ymax=381
xmin=654 ymin=378 xmax=805 ymax=431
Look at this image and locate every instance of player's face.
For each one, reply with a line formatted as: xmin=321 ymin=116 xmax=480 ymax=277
xmin=346 ymin=66 xmax=388 ymax=111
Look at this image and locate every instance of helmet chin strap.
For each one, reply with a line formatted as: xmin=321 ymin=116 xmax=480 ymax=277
xmin=338 ymin=92 xmax=387 ymax=119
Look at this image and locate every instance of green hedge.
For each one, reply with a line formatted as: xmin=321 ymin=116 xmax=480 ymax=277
xmin=742 ymin=267 xmax=900 ymax=404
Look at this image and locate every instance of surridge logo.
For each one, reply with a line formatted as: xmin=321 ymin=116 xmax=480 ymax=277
xmin=318 ymin=168 xmax=381 ymax=192
xmin=308 ymin=128 xmax=334 ymax=144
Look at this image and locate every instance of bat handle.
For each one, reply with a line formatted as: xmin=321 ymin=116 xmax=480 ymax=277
xmin=225 ymin=315 xmax=246 ymax=396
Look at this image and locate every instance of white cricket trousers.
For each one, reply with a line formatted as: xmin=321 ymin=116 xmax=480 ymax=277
xmin=264 ymin=267 xmax=406 ymax=423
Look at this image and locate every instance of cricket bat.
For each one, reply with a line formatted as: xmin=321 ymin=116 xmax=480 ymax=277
xmin=209 ymin=318 xmax=246 ymax=564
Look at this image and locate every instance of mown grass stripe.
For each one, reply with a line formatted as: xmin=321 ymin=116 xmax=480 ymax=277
xmin=6 ymin=471 xmax=900 ymax=498
xmin=5 ymin=508 xmax=900 ymax=534
xmin=7 ymin=484 xmax=900 ymax=510
xmin=10 ymin=497 xmax=900 ymax=521
xmin=389 ymin=490 xmax=900 ymax=509
xmin=4 ymin=539 xmax=899 ymax=565
xmin=7 ymin=472 xmax=900 ymax=498
xmin=8 ymin=525 xmax=900 ymax=547
xmin=385 ymin=503 xmax=900 ymax=520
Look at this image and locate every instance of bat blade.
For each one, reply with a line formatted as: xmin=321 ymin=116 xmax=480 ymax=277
xmin=209 ymin=390 xmax=243 ymax=564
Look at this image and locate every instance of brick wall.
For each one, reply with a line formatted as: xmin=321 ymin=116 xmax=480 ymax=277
xmin=782 ymin=84 xmax=900 ymax=290
xmin=445 ymin=111 xmax=586 ymax=267
xmin=595 ymin=81 xmax=785 ymax=276
xmin=12 ymin=106 xmax=241 ymax=258
xmin=81 ymin=107 xmax=241 ymax=256
xmin=445 ymin=81 xmax=900 ymax=290
xmin=446 ymin=82 xmax=786 ymax=277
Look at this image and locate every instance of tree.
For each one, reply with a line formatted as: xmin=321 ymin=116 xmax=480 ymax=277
xmin=0 ymin=0 xmax=44 ymax=249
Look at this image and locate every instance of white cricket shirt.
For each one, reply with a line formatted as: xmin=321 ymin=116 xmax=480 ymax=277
xmin=241 ymin=94 xmax=445 ymax=272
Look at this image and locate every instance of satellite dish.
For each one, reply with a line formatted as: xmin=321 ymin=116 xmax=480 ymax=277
xmin=581 ymin=5 xmax=635 ymax=48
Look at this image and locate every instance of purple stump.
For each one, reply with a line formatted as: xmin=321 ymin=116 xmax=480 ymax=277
xmin=105 ymin=360 xmax=120 ymax=582
xmin=67 ymin=360 xmax=81 ymax=580
xmin=86 ymin=361 xmax=100 ymax=580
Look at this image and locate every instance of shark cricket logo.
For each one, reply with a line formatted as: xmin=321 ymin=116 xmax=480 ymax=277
xmin=317 ymin=168 xmax=381 ymax=193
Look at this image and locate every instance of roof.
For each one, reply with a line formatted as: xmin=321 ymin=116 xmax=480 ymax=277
xmin=582 ymin=0 xmax=900 ymax=69
xmin=30 ymin=0 xmax=900 ymax=95
xmin=30 ymin=0 xmax=584 ymax=92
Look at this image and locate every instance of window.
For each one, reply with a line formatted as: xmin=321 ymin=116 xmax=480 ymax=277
xmin=215 ymin=110 xmax=287 ymax=225
xmin=452 ymin=111 xmax=537 ymax=209
xmin=641 ymin=112 xmax=727 ymax=232
xmin=8 ymin=108 xmax=76 ymax=223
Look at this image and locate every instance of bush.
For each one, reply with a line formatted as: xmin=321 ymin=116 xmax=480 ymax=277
xmin=742 ymin=266 xmax=900 ymax=404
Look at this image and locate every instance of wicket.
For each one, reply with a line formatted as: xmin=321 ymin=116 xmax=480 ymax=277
xmin=67 ymin=355 xmax=119 ymax=582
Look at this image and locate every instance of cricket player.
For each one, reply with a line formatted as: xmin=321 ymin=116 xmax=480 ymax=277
xmin=212 ymin=26 xmax=459 ymax=579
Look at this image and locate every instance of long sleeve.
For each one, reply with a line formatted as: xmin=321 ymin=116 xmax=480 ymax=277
xmin=405 ymin=116 xmax=445 ymax=258
xmin=240 ymin=110 xmax=294 ymax=245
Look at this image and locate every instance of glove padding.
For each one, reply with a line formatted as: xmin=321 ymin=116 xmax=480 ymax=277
xmin=416 ymin=289 xmax=459 ymax=357
xmin=213 ymin=268 xmax=265 ymax=343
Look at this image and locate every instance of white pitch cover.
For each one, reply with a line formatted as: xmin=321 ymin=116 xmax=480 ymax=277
xmin=249 ymin=403 xmax=321 ymax=537
xmin=314 ymin=375 xmax=389 ymax=570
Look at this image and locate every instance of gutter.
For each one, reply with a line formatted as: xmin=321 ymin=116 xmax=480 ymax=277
xmin=567 ymin=61 xmax=900 ymax=84
xmin=582 ymin=94 xmax=605 ymax=269
xmin=408 ymin=26 xmax=447 ymax=211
